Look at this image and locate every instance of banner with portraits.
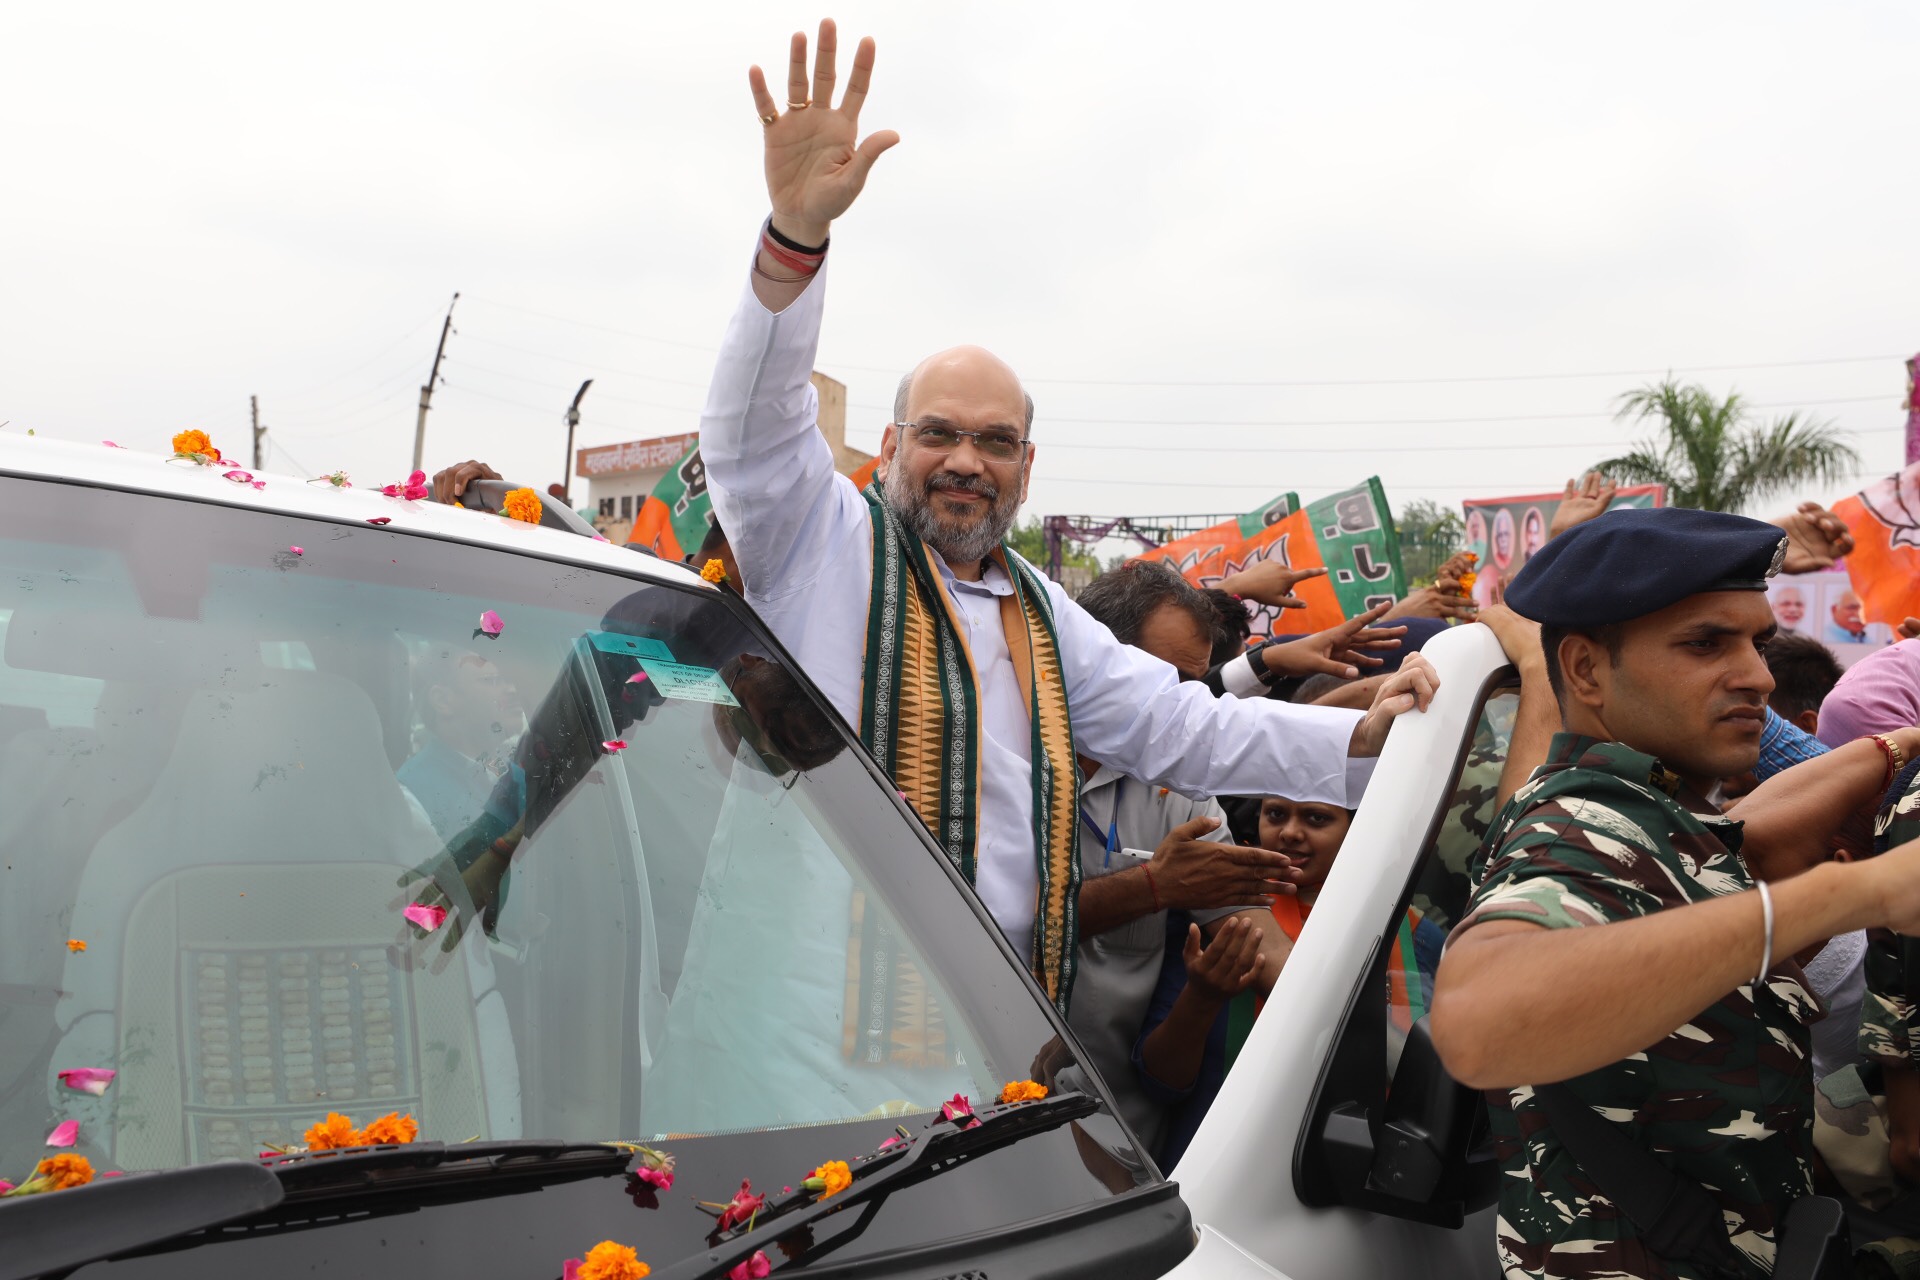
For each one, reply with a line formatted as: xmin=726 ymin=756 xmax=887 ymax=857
xmin=1461 ymin=484 xmax=1665 ymax=607
xmin=1765 ymin=567 xmax=1894 ymax=669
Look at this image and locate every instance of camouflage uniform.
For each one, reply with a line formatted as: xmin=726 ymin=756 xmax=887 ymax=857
xmin=1859 ymin=765 xmax=1920 ymax=1073
xmin=1461 ymin=732 xmax=1821 ymax=1280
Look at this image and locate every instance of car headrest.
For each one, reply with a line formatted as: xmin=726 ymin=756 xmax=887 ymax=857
xmin=5 ymin=607 xmax=261 ymax=685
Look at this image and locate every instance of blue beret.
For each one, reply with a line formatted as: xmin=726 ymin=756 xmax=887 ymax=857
xmin=1504 ymin=506 xmax=1787 ymax=629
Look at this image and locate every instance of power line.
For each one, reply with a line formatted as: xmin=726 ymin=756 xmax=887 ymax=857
xmin=466 ymin=293 xmax=1908 ymax=390
xmin=1027 ymin=423 xmax=1908 ymax=455
xmin=1036 ymin=468 xmax=1894 ymax=493
xmin=994 ymin=353 xmax=1911 ymax=390
xmin=458 ymin=332 xmax=713 ymax=391
xmin=845 ymin=392 xmax=1892 ymax=430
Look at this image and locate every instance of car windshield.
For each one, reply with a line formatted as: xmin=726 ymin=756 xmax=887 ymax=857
xmin=0 ymin=478 xmax=1119 ymax=1192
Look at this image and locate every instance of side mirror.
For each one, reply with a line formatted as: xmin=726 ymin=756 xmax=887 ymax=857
xmin=1369 ymin=1018 xmax=1497 ymax=1214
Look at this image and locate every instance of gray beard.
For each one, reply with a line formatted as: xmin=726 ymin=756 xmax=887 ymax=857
xmin=885 ymin=474 xmax=1019 ymax=567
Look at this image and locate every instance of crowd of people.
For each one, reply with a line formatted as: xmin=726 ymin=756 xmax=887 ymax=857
xmin=418 ymin=22 xmax=1920 ymax=1280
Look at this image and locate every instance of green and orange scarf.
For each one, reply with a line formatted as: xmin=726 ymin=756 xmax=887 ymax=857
xmin=848 ymin=481 xmax=1082 ymax=1045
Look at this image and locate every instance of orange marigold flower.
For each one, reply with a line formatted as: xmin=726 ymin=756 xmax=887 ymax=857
xmin=503 ymin=487 xmax=543 ymax=524
xmin=576 ymin=1240 xmax=651 ymax=1280
xmin=304 ymin=1112 xmax=360 ymax=1150
xmin=172 ymin=429 xmax=218 ymax=459
xmin=1457 ymin=571 xmax=1478 ymax=596
xmin=810 ymin=1160 xmax=852 ymax=1199
xmin=33 ymin=1154 xmax=94 ymax=1190
xmin=997 ymin=1080 xmax=1048 ymax=1104
xmin=700 ymin=558 xmax=729 ymax=584
xmin=66 ymin=938 xmax=86 ymax=953
xmin=356 ymin=1112 xmax=418 ymax=1145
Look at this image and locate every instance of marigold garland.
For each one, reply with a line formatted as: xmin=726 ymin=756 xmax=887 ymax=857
xmin=572 ymin=1240 xmax=651 ymax=1280
xmin=3 ymin=1154 xmax=96 ymax=1196
xmin=502 ymin=487 xmax=543 ymax=524
xmin=357 ymin=1112 xmax=419 ymax=1145
xmin=171 ymin=429 xmax=221 ymax=462
xmin=997 ymin=1079 xmax=1048 ymax=1104
xmin=807 ymin=1160 xmax=852 ymax=1199
xmin=301 ymin=1110 xmax=419 ymax=1150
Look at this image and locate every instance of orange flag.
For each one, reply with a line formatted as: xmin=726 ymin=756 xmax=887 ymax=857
xmin=1834 ymin=459 xmax=1920 ymax=627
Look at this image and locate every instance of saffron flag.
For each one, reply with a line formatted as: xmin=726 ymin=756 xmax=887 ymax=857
xmin=1138 ymin=480 xmax=1407 ymax=639
xmin=1834 ymin=459 xmax=1920 ymax=627
xmin=627 ymin=440 xmax=712 ymax=561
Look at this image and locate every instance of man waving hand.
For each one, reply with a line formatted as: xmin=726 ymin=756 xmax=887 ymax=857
xmin=701 ymin=20 xmax=1436 ymax=1018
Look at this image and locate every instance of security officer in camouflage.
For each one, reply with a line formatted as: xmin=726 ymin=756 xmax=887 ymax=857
xmin=1429 ymin=506 xmax=1920 ymax=1280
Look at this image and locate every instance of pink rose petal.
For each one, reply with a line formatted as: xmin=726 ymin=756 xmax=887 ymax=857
xmin=57 ymin=1068 xmax=117 ymax=1097
xmin=102 ymin=441 xmax=123 ymax=449
xmin=562 ymin=1261 xmax=582 ymax=1280
xmin=46 ymin=1120 xmax=78 ymax=1147
xmin=367 ymin=516 xmax=392 ymax=525
xmin=591 ymin=534 xmax=610 ymax=542
xmin=288 ymin=546 xmax=303 ymax=556
xmin=602 ymin=739 xmax=627 ymax=753
xmin=728 ymin=1251 xmax=772 ymax=1280
xmin=637 ymin=1166 xmax=673 ymax=1190
xmin=626 ymin=671 xmax=649 ymax=684
xmin=252 ymin=480 xmax=266 ymax=490
xmin=103 ymin=1171 xmax=124 ymax=1178
xmin=0 ymin=1179 xmax=13 ymax=1193
xmin=478 ymin=610 xmax=503 ymax=637
xmin=403 ymin=902 xmax=448 ymax=933
xmin=223 ymin=469 xmax=254 ymax=484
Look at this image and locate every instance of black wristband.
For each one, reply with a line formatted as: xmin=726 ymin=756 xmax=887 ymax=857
xmin=765 ymin=219 xmax=829 ymax=256
xmin=1249 ymin=643 xmax=1282 ymax=688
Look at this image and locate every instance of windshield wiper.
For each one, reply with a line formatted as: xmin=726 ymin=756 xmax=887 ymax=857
xmin=0 ymin=1162 xmax=282 ymax=1280
xmin=0 ymin=1140 xmax=632 ymax=1280
xmin=262 ymin=1138 xmax=631 ymax=1205
xmin=656 ymin=1092 xmax=1100 ymax=1280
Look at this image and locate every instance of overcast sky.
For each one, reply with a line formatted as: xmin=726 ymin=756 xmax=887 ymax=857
xmin=4 ymin=1 xmax=1915 ymax=541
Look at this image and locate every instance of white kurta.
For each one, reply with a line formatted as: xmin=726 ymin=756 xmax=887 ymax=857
xmin=701 ymin=252 xmax=1366 ymax=960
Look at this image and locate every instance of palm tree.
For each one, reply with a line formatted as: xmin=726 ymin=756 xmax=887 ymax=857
xmin=1591 ymin=379 xmax=1861 ymax=513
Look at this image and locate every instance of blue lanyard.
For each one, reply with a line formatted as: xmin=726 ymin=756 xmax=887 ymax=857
xmin=1079 ymin=779 xmax=1123 ymax=868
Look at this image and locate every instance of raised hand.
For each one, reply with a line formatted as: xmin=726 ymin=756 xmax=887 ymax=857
xmin=1260 ymin=601 xmax=1407 ymax=680
xmin=1548 ymin=471 xmax=1618 ymax=540
xmin=1771 ymin=501 xmax=1856 ymax=574
xmin=1181 ymin=917 xmax=1266 ymax=1003
xmin=748 ymin=20 xmax=899 ymax=247
xmin=1216 ymin=561 xmax=1329 ymax=610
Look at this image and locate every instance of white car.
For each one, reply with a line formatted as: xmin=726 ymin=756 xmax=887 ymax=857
xmin=0 ymin=437 xmax=1508 ymax=1279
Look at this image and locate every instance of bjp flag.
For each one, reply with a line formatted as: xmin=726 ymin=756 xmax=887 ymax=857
xmin=1834 ymin=459 xmax=1920 ymax=627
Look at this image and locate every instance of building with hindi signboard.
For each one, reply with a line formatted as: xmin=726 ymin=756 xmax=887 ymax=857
xmin=576 ymin=371 xmax=872 ymax=545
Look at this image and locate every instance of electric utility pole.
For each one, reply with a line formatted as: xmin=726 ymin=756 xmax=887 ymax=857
xmin=411 ymin=292 xmax=459 ymax=473
xmin=562 ymin=379 xmax=593 ymax=503
xmin=251 ymin=395 xmax=265 ymax=469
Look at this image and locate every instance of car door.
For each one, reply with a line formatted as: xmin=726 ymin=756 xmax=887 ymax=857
xmin=1167 ymin=622 xmax=1515 ymax=1280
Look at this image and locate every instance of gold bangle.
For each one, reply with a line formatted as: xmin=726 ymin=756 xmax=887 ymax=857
xmin=1877 ymin=733 xmax=1909 ymax=774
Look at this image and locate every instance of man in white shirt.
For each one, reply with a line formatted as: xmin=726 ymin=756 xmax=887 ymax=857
xmin=702 ymin=21 xmax=1436 ymax=1014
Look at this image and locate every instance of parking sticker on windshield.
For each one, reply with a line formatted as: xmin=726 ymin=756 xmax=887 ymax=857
xmin=636 ymin=658 xmax=739 ymax=706
xmin=588 ymin=631 xmax=676 ymax=662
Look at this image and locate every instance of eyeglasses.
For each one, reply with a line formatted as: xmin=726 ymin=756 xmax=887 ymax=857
xmin=894 ymin=422 xmax=1030 ymax=464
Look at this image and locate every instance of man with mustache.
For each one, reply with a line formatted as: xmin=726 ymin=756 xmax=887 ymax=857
xmin=699 ymin=21 xmax=1436 ymax=1015
xmin=1430 ymin=506 xmax=1920 ymax=1280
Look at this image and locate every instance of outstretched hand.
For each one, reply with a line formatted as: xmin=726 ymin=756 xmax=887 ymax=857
xmin=1262 ymin=601 xmax=1407 ymax=680
xmin=749 ymin=20 xmax=899 ymax=247
xmin=1216 ymin=561 xmax=1328 ymax=610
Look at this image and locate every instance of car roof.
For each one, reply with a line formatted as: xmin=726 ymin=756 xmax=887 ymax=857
xmin=0 ymin=435 xmax=711 ymax=592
